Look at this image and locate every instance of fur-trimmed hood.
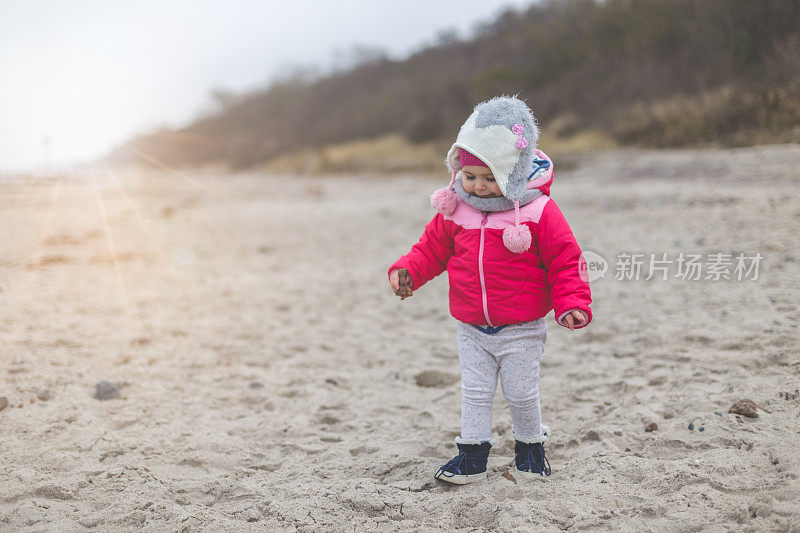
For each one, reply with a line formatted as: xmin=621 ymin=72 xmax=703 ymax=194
xmin=445 ymin=96 xmax=541 ymax=202
xmin=431 ymin=96 xmax=552 ymax=254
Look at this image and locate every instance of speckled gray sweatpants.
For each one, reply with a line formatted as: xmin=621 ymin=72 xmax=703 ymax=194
xmin=457 ymin=318 xmax=547 ymax=442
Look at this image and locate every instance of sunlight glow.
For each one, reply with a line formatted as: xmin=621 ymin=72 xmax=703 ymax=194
xmin=91 ymin=170 xmax=134 ymax=330
xmin=1 ymin=179 xmax=63 ymax=348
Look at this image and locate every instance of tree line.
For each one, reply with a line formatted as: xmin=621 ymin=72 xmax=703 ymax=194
xmin=107 ymin=0 xmax=800 ymax=169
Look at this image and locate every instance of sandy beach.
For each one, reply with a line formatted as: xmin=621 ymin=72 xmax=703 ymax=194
xmin=1 ymin=145 xmax=799 ymax=531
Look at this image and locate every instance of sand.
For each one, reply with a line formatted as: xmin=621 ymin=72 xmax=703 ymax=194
xmin=1 ymin=144 xmax=799 ymax=531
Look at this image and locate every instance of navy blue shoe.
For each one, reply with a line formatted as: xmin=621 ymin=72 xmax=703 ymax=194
xmin=514 ymin=435 xmax=552 ymax=480
xmin=434 ymin=439 xmax=492 ymax=484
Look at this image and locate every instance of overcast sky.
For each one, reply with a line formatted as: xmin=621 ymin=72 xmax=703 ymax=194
xmin=0 ymin=0 xmax=532 ymax=172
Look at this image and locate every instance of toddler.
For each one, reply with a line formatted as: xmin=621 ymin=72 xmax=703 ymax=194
xmin=387 ymin=96 xmax=592 ymax=484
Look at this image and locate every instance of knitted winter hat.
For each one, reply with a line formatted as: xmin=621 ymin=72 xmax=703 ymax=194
xmin=431 ymin=96 xmax=540 ymax=253
xmin=458 ymin=147 xmax=489 ymax=168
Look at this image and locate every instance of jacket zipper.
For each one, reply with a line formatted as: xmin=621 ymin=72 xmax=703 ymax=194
xmin=478 ymin=212 xmax=493 ymax=326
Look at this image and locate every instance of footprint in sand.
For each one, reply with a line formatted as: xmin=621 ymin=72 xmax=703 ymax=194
xmin=349 ymin=445 xmax=379 ymax=456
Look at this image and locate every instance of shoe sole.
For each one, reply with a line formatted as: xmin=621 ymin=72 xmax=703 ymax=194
xmin=434 ymin=471 xmax=488 ymax=485
xmin=514 ymin=468 xmax=549 ymax=481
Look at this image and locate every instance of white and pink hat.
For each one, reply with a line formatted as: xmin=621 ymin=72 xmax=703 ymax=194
xmin=431 ymin=96 xmax=540 ymax=253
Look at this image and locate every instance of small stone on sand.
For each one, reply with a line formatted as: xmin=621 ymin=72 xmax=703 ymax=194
xmin=582 ymin=430 xmax=601 ymax=441
xmin=36 ymin=389 xmax=52 ymax=401
xmin=414 ymin=370 xmax=458 ymax=388
xmin=95 ymin=381 xmax=120 ymax=400
xmin=645 ymin=422 xmax=658 ymax=432
xmin=688 ymin=422 xmax=694 ymax=430
xmin=728 ymin=399 xmax=759 ymax=418
xmin=0 ymin=397 xmax=7 ymax=411
xmin=249 ymin=381 xmax=265 ymax=389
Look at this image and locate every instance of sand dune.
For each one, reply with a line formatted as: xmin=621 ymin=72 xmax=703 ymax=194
xmin=1 ymin=145 xmax=799 ymax=531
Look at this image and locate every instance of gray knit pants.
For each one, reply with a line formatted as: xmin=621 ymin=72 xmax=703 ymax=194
xmin=457 ymin=318 xmax=547 ymax=442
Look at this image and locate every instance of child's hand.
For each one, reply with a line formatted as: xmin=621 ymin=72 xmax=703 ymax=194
xmin=389 ymin=268 xmax=414 ymax=300
xmin=561 ymin=310 xmax=586 ymax=331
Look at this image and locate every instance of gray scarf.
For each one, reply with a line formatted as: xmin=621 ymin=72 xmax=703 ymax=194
xmin=452 ymin=171 xmax=543 ymax=212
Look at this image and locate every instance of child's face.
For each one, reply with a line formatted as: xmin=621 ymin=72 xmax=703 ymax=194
xmin=461 ymin=165 xmax=502 ymax=198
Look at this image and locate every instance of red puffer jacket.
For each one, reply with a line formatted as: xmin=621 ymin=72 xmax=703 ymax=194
xmin=388 ymin=150 xmax=592 ymax=329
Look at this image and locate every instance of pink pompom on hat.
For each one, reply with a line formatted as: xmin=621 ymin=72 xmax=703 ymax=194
xmin=458 ymin=147 xmax=489 ymax=168
xmin=430 ymin=148 xmax=490 ymax=220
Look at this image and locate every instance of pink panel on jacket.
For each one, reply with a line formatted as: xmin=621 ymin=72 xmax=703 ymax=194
xmin=444 ymin=194 xmax=550 ymax=229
